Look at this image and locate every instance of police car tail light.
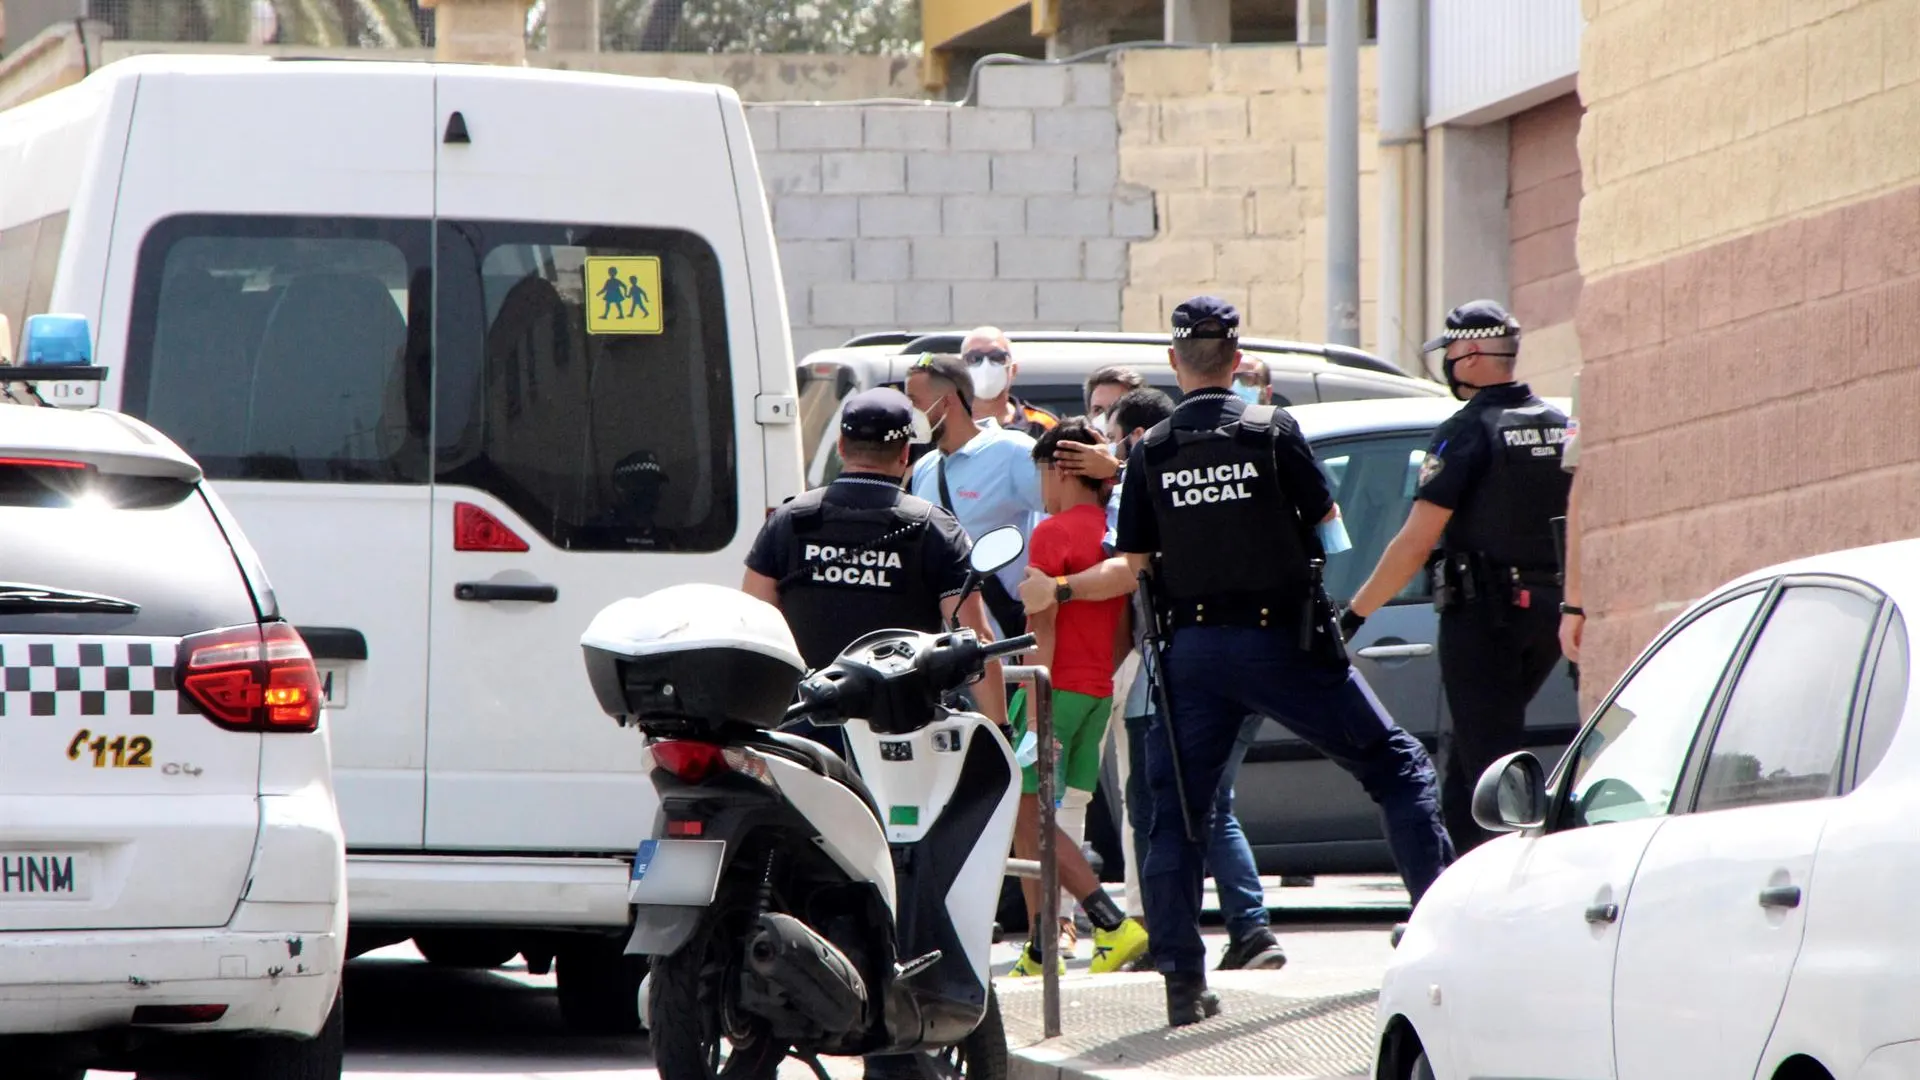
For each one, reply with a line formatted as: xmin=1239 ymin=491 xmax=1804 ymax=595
xmin=179 ymin=623 xmax=323 ymax=733
xmin=454 ymin=502 xmax=530 ymax=553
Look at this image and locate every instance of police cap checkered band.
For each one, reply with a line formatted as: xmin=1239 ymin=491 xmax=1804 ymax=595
xmin=841 ymin=387 xmax=918 ymax=444
xmin=1171 ymin=295 xmax=1240 ymax=339
xmin=1422 ymin=298 xmax=1521 ymax=352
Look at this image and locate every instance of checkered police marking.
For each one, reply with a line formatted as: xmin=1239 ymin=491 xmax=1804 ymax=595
xmin=1443 ymin=326 xmax=1513 ymax=341
xmin=0 ymin=638 xmax=183 ymax=719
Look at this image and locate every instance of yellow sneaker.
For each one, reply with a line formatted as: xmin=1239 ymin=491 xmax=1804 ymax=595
xmin=1008 ymin=946 xmax=1067 ymax=978
xmin=1090 ymin=918 xmax=1150 ymax=975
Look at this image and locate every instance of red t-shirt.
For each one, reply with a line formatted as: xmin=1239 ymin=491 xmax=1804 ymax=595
xmin=1027 ymin=502 xmax=1125 ymax=698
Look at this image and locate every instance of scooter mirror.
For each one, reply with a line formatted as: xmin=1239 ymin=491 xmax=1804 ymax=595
xmin=969 ymin=525 xmax=1025 ymax=577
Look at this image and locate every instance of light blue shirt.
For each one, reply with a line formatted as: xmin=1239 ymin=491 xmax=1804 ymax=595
xmin=910 ymin=420 xmax=1045 ymax=635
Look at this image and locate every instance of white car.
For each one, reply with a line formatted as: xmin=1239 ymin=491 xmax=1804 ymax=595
xmin=0 ymin=370 xmax=345 ymax=1078
xmin=1375 ymin=537 xmax=1918 ymax=1080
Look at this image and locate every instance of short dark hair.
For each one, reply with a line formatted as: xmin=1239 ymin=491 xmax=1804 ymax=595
xmin=1032 ymin=416 xmax=1106 ymax=492
xmin=1172 ymin=336 xmax=1238 ymax=378
xmin=840 ymin=437 xmax=904 ymax=467
xmin=1111 ymin=387 xmax=1175 ymax=435
xmin=1085 ymin=365 xmax=1145 ymax=404
xmin=908 ymin=352 xmax=974 ymax=412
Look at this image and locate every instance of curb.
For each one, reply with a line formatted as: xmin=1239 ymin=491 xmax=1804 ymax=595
xmin=1009 ymin=1041 xmax=1367 ymax=1080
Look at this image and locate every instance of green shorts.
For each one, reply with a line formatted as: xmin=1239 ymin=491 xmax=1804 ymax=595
xmin=1009 ymin=687 xmax=1112 ymax=797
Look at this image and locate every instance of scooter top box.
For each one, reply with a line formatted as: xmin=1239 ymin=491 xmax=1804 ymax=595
xmin=582 ymin=585 xmax=805 ymax=732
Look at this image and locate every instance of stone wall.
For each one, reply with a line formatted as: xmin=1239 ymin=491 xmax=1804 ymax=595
xmin=1574 ymin=0 xmax=1920 ymax=699
xmin=1115 ymin=45 xmax=1380 ymax=348
xmin=747 ymin=62 xmax=1150 ymax=357
xmin=1507 ymin=93 xmax=1583 ymax=393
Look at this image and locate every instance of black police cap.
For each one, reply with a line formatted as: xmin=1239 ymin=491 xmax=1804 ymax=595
xmin=1171 ymin=295 xmax=1240 ymax=340
xmin=841 ymin=387 xmax=918 ymax=444
xmin=1423 ymin=299 xmax=1521 ymax=352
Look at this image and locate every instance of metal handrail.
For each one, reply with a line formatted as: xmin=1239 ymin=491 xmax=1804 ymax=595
xmin=999 ymin=663 xmax=1061 ymax=1039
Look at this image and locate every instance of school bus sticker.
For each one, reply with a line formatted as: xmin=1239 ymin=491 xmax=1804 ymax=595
xmin=585 ymin=255 xmax=664 ymax=335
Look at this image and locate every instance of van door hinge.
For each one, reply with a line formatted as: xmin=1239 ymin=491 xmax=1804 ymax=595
xmin=755 ymin=394 xmax=798 ymax=425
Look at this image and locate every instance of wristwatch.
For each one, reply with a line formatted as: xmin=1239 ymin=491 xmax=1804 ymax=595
xmin=1560 ymin=602 xmax=1585 ymax=617
xmin=1055 ymin=576 xmax=1073 ymax=604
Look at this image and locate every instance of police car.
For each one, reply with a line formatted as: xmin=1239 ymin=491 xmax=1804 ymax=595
xmin=0 ymin=316 xmax=346 ymax=1079
xmin=1377 ymin=538 xmax=1919 ymax=1080
xmin=797 ymin=331 xmax=1447 ymax=486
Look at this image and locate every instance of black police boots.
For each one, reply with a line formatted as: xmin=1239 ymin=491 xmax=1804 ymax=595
xmin=1166 ymin=972 xmax=1222 ymax=1027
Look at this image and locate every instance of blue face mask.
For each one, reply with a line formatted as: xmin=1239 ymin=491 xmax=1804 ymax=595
xmin=1231 ymin=384 xmax=1263 ymax=405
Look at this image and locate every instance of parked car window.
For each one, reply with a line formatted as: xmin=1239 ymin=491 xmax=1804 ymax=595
xmin=1695 ymin=586 xmax=1879 ymax=812
xmin=434 ymin=220 xmax=738 ymax=553
xmin=1315 ymin=436 xmax=1432 ymax=604
xmin=1854 ymin=610 xmax=1910 ymax=785
xmin=121 ymin=215 xmax=432 ymax=484
xmin=1559 ymin=590 xmax=1765 ymax=829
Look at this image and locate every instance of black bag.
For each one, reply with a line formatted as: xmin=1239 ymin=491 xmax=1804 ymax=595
xmin=935 ymin=455 xmax=1028 ymax=637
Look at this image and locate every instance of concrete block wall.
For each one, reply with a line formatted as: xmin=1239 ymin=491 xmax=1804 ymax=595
xmin=1115 ymin=45 xmax=1381 ymax=348
xmin=1507 ymin=93 xmax=1585 ymax=394
xmin=748 ymin=61 xmax=1146 ymax=358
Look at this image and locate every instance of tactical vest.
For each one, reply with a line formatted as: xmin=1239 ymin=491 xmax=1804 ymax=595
xmin=1139 ymin=404 xmax=1312 ymax=603
xmin=1443 ymin=394 xmax=1574 ymax=571
xmin=778 ymin=486 xmax=941 ymax=670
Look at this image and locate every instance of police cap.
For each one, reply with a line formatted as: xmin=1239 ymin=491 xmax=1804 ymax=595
xmin=1423 ymin=299 xmax=1521 ymax=353
xmin=841 ymin=387 xmax=918 ymax=444
xmin=1171 ymin=295 xmax=1240 ymax=340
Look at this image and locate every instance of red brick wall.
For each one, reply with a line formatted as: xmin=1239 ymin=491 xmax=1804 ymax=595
xmin=1576 ymin=183 xmax=1920 ymax=701
xmin=1509 ymin=95 xmax=1584 ymax=332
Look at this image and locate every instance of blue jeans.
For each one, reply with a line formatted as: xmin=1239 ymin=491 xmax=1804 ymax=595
xmin=1145 ymin=626 xmax=1454 ymax=976
xmin=1124 ymin=711 xmax=1270 ymax=944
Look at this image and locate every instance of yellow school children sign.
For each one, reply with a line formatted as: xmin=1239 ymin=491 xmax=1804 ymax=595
xmin=585 ymin=256 xmax=663 ymax=335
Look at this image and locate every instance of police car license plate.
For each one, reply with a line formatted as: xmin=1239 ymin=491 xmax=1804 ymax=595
xmin=0 ymin=851 xmax=92 ymax=900
xmin=628 ymin=839 xmax=725 ymax=906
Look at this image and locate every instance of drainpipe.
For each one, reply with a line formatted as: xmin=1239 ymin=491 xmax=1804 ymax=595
xmin=1377 ymin=0 xmax=1426 ymax=373
xmin=1325 ymin=0 xmax=1361 ymax=346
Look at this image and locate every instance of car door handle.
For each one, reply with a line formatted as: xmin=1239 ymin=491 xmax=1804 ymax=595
xmin=1759 ymin=885 xmax=1802 ymax=910
xmin=1356 ymin=643 xmax=1436 ymax=659
xmin=1584 ymin=902 xmax=1619 ymax=925
xmin=454 ymin=582 xmax=559 ymax=604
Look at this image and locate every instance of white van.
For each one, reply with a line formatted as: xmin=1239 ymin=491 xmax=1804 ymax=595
xmin=0 ymin=54 xmax=802 ymax=1029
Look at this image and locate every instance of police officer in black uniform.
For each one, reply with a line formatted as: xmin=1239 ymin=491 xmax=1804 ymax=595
xmin=1114 ymin=297 xmax=1453 ymax=1028
xmin=1341 ymin=299 xmax=1573 ymax=852
xmin=743 ymin=387 xmax=1009 ymax=753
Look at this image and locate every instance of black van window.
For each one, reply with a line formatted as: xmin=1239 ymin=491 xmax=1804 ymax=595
xmin=122 ymin=215 xmax=432 ymax=484
xmin=434 ymin=221 xmax=737 ymax=553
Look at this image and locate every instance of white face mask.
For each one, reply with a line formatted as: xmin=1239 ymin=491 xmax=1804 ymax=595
xmin=968 ymin=360 xmax=1010 ymax=401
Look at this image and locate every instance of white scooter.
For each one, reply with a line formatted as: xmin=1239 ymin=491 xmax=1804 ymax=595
xmin=581 ymin=526 xmax=1031 ymax=1080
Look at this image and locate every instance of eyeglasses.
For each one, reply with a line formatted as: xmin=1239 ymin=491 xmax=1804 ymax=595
xmin=962 ymin=349 xmax=1012 ymax=367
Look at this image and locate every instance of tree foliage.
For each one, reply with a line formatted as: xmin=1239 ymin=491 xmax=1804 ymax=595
xmin=99 ymin=0 xmax=425 ymax=47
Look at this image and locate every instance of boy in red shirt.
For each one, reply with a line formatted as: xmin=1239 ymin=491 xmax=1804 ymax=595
xmin=1008 ymin=418 xmax=1150 ymax=977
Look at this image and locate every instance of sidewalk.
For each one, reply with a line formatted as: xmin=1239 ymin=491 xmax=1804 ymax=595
xmin=997 ymin=875 xmax=1406 ymax=1080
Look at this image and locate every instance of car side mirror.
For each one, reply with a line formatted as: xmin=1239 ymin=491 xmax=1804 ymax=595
xmin=1471 ymin=751 xmax=1547 ymax=834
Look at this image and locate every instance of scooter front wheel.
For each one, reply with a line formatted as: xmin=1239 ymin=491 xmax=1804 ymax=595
xmin=650 ymin=889 xmax=788 ymax=1080
xmin=920 ymin=986 xmax=1007 ymax=1080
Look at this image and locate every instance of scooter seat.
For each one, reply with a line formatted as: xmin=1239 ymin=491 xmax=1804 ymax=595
xmin=757 ymin=731 xmax=883 ymax=822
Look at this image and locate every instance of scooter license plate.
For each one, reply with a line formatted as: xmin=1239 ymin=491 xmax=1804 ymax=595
xmin=628 ymin=839 xmax=726 ymax=906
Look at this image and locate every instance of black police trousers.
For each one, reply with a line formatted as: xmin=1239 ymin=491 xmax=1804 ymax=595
xmin=1436 ymin=595 xmax=1564 ymax=852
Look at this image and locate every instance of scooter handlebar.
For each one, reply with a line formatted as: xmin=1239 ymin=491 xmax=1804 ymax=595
xmin=981 ymin=634 xmax=1037 ymax=660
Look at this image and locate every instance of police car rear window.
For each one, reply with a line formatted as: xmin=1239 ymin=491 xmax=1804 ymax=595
xmin=0 ymin=476 xmax=258 ymax=637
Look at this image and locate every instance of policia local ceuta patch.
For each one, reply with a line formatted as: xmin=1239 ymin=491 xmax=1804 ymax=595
xmin=802 ymin=542 xmax=902 ymax=587
xmin=1162 ymin=462 xmax=1261 ymax=505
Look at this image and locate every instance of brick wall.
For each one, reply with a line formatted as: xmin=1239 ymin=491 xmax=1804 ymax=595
xmin=1574 ymin=0 xmax=1920 ymax=698
xmin=747 ymin=63 xmax=1150 ymax=357
xmin=1115 ymin=45 xmax=1381 ymax=347
xmin=1507 ymin=93 xmax=1583 ymax=393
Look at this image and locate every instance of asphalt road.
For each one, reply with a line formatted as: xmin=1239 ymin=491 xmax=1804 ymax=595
xmin=87 ymin=876 xmax=1405 ymax=1080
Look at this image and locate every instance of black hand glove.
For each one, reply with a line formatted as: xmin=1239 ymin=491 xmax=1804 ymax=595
xmin=1338 ymin=607 xmax=1366 ymax=644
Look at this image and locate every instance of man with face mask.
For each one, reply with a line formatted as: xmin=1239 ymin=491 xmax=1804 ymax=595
xmin=963 ymin=327 xmax=1059 ymax=438
xmin=1338 ymin=299 xmax=1573 ymax=853
xmin=1231 ymin=357 xmax=1274 ymax=406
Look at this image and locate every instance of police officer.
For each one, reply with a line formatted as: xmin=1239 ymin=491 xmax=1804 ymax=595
xmin=1113 ymin=297 xmax=1453 ymax=1027
xmin=1340 ymin=299 xmax=1573 ymax=853
xmin=743 ymin=387 xmax=1009 ymax=752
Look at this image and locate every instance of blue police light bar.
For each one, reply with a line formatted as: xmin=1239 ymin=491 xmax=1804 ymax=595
xmin=14 ymin=314 xmax=108 ymax=409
